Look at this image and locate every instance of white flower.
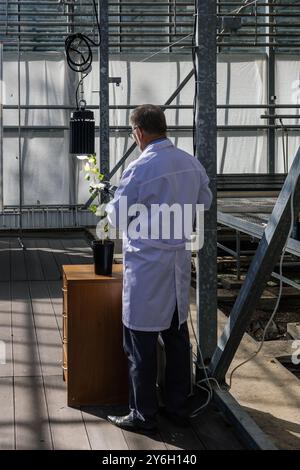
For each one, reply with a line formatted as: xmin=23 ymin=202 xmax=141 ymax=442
xmin=95 ymin=203 xmax=107 ymax=217
xmin=90 ymin=182 xmax=106 ymax=190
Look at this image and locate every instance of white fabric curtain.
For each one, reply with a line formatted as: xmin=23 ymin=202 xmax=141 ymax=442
xmin=3 ymin=52 xmax=73 ymax=205
xmin=275 ymin=55 xmax=300 ymax=173
xmin=217 ymin=54 xmax=267 ymax=173
xmin=0 ymin=51 xmax=279 ymax=207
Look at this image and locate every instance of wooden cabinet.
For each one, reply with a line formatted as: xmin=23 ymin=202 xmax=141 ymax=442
xmin=62 ymin=264 xmax=128 ymax=407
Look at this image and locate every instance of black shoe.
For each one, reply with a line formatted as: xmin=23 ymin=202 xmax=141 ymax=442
xmin=107 ymin=413 xmax=157 ymax=432
xmin=160 ymin=408 xmax=190 ymax=428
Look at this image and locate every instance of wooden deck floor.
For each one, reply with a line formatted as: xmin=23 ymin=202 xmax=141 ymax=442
xmin=0 ymin=233 xmax=244 ymax=450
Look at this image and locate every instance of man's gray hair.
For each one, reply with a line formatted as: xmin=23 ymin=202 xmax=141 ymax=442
xmin=130 ymin=104 xmax=167 ymax=135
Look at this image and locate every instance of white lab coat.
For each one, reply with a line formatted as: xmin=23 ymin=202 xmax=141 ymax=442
xmin=106 ymin=138 xmax=212 ymax=331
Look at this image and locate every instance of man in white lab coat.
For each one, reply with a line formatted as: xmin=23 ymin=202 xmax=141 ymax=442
xmin=106 ymin=104 xmax=212 ymax=432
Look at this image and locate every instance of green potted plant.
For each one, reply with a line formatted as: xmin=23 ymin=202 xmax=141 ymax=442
xmin=82 ymin=155 xmax=114 ymax=276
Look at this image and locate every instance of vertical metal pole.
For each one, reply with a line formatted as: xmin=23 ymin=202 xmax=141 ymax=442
xmin=217 ymin=0 xmax=221 ymax=54
xmin=267 ymin=0 xmax=275 ymax=174
xmin=168 ymin=0 xmax=171 ymax=53
xmin=17 ymin=2 xmax=23 ymax=240
xmin=99 ymin=0 xmax=110 ymax=177
xmin=0 ymin=42 xmax=3 ymax=212
xmin=118 ymin=0 xmax=122 ymax=54
xmin=67 ymin=0 xmax=77 ymax=219
xmin=195 ymin=1 xmax=217 ymax=369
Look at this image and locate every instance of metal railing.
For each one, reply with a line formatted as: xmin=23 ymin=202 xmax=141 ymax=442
xmin=0 ymin=205 xmax=98 ymax=229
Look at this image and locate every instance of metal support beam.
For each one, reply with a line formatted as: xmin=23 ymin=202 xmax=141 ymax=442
xmin=6 ymin=124 xmax=300 ymax=131
xmin=17 ymin=3 xmax=23 ymax=237
xmin=213 ymin=388 xmax=277 ymax=450
xmin=209 ymin=146 xmax=300 ymax=382
xmin=0 ymin=42 xmax=3 ymax=211
xmin=99 ymin=0 xmax=109 ymax=177
xmin=267 ymin=0 xmax=276 ymax=174
xmin=195 ymin=1 xmax=217 ymax=369
xmin=4 ymin=104 xmax=300 ymax=110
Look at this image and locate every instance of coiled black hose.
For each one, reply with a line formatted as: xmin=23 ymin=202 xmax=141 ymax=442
xmin=65 ymin=0 xmax=101 ymax=108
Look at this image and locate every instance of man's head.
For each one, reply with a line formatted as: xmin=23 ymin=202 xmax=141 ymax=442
xmin=130 ymin=104 xmax=167 ymax=151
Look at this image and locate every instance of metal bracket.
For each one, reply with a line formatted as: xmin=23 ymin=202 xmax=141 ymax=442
xmin=108 ymin=77 xmax=121 ymax=86
xmin=92 ymin=76 xmax=122 ymax=92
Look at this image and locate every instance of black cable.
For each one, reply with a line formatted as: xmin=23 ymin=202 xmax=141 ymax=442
xmin=75 ymin=72 xmax=88 ymax=110
xmin=65 ymin=0 xmax=101 ymax=107
xmin=65 ymin=32 xmax=98 ymax=74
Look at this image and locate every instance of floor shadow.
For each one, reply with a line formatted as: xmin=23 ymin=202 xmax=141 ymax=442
xmin=243 ymin=406 xmax=300 ymax=450
xmin=80 ymin=390 xmax=244 ymax=451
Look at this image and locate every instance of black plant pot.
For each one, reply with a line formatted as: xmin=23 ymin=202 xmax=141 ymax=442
xmin=92 ymin=240 xmax=114 ymax=276
xmin=294 ymin=219 xmax=300 ymax=241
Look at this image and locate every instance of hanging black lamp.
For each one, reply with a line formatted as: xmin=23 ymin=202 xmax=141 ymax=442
xmin=69 ymin=101 xmax=95 ymax=155
xmin=65 ymin=0 xmax=100 ymax=156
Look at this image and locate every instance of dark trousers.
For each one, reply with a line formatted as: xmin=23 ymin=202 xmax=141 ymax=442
xmin=123 ymin=307 xmax=191 ymax=421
